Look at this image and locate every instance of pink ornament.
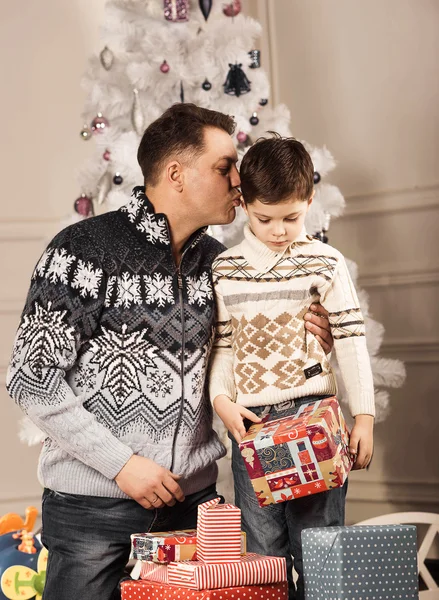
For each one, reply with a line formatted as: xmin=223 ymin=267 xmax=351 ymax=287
xmin=160 ymin=60 xmax=170 ymax=73
xmin=164 ymin=0 xmax=189 ymax=22
xmin=91 ymin=113 xmax=109 ymax=133
xmin=103 ymin=150 xmax=111 ymax=161
xmin=223 ymin=0 xmax=241 ymax=17
xmin=74 ymin=194 xmax=93 ymax=217
xmin=237 ymin=131 xmax=248 ymax=143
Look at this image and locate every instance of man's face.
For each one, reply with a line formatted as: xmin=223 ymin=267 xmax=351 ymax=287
xmin=183 ymin=127 xmax=241 ymax=227
xmin=243 ymin=196 xmax=312 ymax=252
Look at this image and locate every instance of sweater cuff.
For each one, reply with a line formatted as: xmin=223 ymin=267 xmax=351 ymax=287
xmin=209 ymin=380 xmax=237 ymax=405
xmin=350 ymin=391 xmax=376 ymax=418
xmin=86 ymin=437 xmax=134 ymax=480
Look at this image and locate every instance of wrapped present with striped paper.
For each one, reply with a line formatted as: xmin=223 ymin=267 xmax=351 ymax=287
xmin=239 ymin=396 xmax=353 ymax=507
xmin=137 ymin=560 xmax=169 ymax=584
xmin=121 ymin=579 xmax=289 ymax=599
xmin=131 ymin=529 xmax=247 ymax=563
xmin=196 ymin=498 xmax=241 ymax=563
xmin=167 ymin=552 xmax=286 ymax=590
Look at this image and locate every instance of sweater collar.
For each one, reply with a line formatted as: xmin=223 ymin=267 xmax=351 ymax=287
xmin=242 ymin=223 xmax=314 ymax=273
xmin=120 ymin=186 xmax=207 ymax=251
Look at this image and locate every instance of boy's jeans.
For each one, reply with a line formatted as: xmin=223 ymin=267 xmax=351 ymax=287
xmin=230 ymin=395 xmax=348 ymax=600
xmin=41 ymin=483 xmax=221 ymax=600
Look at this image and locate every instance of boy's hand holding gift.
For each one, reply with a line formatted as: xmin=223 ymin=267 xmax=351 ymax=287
xmin=349 ymin=414 xmax=374 ymax=470
xmin=213 ymin=395 xmax=261 ymax=444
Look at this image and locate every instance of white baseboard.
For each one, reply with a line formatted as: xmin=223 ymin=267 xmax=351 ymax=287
xmin=380 ymin=339 xmax=439 ymax=363
xmin=0 ymin=220 xmax=60 ymax=241
xmin=343 ymin=184 xmax=439 ymax=218
xmin=347 ymin=479 xmax=439 ymax=506
xmin=358 ymin=268 xmax=439 ymax=288
xmin=0 ymin=495 xmax=42 ymax=517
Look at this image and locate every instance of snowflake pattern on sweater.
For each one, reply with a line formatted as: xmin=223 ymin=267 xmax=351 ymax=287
xmin=6 ymin=187 xmax=226 ymax=498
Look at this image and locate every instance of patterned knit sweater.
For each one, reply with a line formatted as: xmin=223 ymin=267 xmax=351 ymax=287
xmin=209 ymin=224 xmax=375 ymax=418
xmin=6 ymin=187 xmax=226 ymax=498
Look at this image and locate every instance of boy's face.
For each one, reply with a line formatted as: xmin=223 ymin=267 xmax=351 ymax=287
xmin=243 ymin=195 xmax=312 ymax=252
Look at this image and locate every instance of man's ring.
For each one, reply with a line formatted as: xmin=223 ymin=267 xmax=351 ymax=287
xmin=151 ymin=495 xmax=159 ymax=504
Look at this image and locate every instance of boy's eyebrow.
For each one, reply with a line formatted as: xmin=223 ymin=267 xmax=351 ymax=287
xmin=253 ymin=211 xmax=301 ymax=218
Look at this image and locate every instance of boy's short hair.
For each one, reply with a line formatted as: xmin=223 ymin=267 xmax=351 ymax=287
xmin=240 ymin=134 xmax=314 ymax=204
xmin=137 ymin=103 xmax=235 ymax=187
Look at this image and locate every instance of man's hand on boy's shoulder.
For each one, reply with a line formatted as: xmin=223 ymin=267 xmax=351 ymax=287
xmin=304 ymin=303 xmax=333 ymax=354
xmin=213 ymin=395 xmax=261 ymax=444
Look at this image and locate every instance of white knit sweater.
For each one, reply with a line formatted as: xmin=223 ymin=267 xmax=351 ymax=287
xmin=209 ymin=225 xmax=375 ymax=418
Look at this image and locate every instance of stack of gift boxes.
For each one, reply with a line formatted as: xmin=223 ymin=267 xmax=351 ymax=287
xmin=122 ymin=497 xmax=288 ymax=599
xmin=122 ymin=394 xmax=421 ymax=599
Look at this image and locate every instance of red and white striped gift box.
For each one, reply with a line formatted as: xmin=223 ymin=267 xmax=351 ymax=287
xmin=139 ymin=561 xmax=169 ymax=584
xmin=167 ymin=553 xmax=287 ymax=590
xmin=196 ymin=497 xmax=241 ymax=563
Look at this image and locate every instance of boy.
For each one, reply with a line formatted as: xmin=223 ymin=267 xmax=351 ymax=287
xmin=209 ymin=135 xmax=375 ymax=600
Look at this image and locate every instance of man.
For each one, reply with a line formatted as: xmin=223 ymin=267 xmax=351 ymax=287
xmin=6 ymin=103 xmax=333 ymax=600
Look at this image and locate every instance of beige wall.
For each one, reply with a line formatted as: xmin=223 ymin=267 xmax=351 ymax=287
xmin=248 ymin=0 xmax=439 ymax=522
xmin=0 ymin=0 xmax=107 ymax=512
xmin=1 ymin=0 xmax=438 ymax=522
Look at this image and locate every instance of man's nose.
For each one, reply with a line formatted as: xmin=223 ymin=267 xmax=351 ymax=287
xmin=230 ymin=164 xmax=241 ymax=188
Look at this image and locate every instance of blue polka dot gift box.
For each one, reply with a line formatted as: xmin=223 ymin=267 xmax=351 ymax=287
xmin=301 ymin=525 xmax=419 ymax=599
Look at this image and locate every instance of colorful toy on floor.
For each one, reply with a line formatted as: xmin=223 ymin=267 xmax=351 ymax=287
xmin=0 ymin=507 xmax=47 ymax=600
xmin=0 ymin=508 xmax=38 ymax=536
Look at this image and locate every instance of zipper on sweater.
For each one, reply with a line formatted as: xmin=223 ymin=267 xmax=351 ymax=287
xmin=169 ymin=262 xmax=186 ymax=473
xmin=165 ymin=218 xmax=204 ymax=474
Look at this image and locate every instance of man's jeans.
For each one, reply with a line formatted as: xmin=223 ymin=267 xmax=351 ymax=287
xmin=41 ymin=484 xmax=221 ymax=600
xmin=231 ymin=395 xmax=348 ymax=600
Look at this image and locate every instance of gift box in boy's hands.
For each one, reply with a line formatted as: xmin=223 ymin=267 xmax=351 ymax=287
xmin=238 ymin=396 xmax=352 ymax=506
xmin=302 ymin=524 xmax=419 ymax=599
xmin=121 ymin=578 xmax=288 ymax=599
xmin=131 ymin=529 xmax=247 ymax=563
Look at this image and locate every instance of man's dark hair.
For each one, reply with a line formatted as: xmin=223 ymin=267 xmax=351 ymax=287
xmin=137 ymin=103 xmax=236 ymax=186
xmin=240 ymin=134 xmax=314 ymax=204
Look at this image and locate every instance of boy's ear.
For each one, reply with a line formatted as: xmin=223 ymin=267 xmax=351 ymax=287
xmin=241 ymin=199 xmax=248 ymax=215
xmin=308 ymin=189 xmax=315 ymax=207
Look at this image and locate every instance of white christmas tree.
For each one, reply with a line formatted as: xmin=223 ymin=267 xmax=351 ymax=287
xmin=19 ymin=2 xmax=405 ymax=491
